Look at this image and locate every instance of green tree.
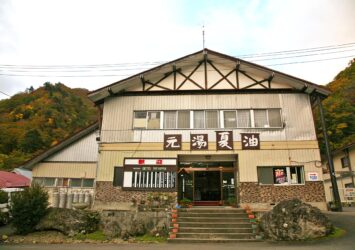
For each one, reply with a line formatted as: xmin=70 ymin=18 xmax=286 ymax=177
xmin=10 ymin=183 xmax=49 ymax=235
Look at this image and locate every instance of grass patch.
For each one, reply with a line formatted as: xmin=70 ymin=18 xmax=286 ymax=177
xmin=134 ymin=234 xmax=167 ymax=243
xmin=74 ymin=230 xmax=108 ymax=241
xmin=326 ymin=227 xmax=346 ymax=239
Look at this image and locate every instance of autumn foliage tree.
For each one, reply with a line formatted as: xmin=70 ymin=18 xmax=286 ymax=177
xmin=315 ymin=59 xmax=355 ymax=153
xmin=0 ymin=83 xmax=98 ymax=170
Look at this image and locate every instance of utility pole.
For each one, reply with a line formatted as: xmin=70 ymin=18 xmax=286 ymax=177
xmin=317 ymin=95 xmax=342 ymax=211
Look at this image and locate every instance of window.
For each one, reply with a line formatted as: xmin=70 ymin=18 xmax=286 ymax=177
xmin=177 ymin=111 xmax=190 ymax=128
xmin=254 ymin=110 xmax=268 ymax=128
xmin=163 ymin=110 xmax=190 ymax=129
xmin=147 ymin=111 xmax=160 ymax=129
xmin=70 ymin=178 xmax=82 ymax=187
xmin=224 ymin=111 xmax=237 ymax=128
xmin=133 ymin=109 xmax=281 ymax=130
xmin=254 ymin=109 xmax=282 ymax=128
xmin=133 ymin=111 xmax=147 ymax=129
xmin=164 ymin=111 xmax=176 ymax=129
xmin=257 ymin=166 xmax=304 ymax=185
xmin=205 ymin=110 xmax=219 ymax=128
xmin=82 ymin=179 xmax=94 ymax=187
xmin=268 ymin=109 xmax=282 ymax=127
xmin=113 ymin=167 xmax=124 ymax=187
xmin=194 ymin=111 xmax=205 ymax=128
xmin=341 ymin=156 xmax=350 ymax=168
xmin=56 ymin=178 xmax=69 ymax=187
xmin=123 ymin=171 xmax=176 ymax=190
xmin=237 ymin=110 xmax=251 ymax=128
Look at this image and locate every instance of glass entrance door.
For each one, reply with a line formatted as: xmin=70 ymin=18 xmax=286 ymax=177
xmin=194 ymin=171 xmax=221 ymax=201
xmin=178 ymin=161 xmax=236 ymax=205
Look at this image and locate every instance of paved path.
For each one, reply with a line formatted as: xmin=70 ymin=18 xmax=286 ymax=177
xmin=1 ymin=210 xmax=355 ymax=250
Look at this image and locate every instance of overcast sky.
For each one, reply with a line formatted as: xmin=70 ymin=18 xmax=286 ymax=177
xmin=0 ymin=0 xmax=354 ymax=99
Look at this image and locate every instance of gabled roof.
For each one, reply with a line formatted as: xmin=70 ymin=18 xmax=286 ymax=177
xmin=21 ymin=122 xmax=99 ymax=170
xmin=0 ymin=171 xmax=30 ymax=188
xmin=88 ymin=48 xmax=331 ymax=103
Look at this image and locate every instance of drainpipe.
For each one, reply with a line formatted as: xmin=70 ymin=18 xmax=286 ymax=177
xmin=317 ymin=95 xmax=342 ymax=211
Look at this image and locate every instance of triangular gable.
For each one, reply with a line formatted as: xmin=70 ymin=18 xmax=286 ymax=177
xmin=88 ymin=49 xmax=330 ymax=103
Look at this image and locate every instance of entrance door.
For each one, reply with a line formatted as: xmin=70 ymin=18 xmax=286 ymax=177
xmin=194 ymin=171 xmax=221 ymax=201
xmin=178 ymin=161 xmax=236 ymax=206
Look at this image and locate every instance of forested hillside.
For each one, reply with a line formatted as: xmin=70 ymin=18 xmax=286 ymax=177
xmin=315 ymin=59 xmax=355 ymax=153
xmin=0 ymin=83 xmax=98 ymax=170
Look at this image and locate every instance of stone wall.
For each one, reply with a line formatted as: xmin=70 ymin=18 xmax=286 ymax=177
xmin=94 ymin=181 xmax=177 ymax=210
xmin=239 ymin=181 xmax=326 ymax=204
xmin=100 ymin=210 xmax=170 ymax=238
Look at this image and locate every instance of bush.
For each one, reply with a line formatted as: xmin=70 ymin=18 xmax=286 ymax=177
xmin=0 ymin=210 xmax=10 ymax=226
xmin=10 ymin=183 xmax=49 ymax=235
xmin=0 ymin=190 xmax=8 ymax=204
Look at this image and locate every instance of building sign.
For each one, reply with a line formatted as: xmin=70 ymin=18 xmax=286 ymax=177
xmin=241 ymin=133 xmax=260 ymax=150
xmin=191 ymin=134 xmax=208 ymax=150
xmin=344 ymin=188 xmax=355 ymax=197
xmin=164 ymin=134 xmax=182 ymax=150
xmin=216 ymin=131 xmax=233 ymax=150
xmin=123 ymin=158 xmax=177 ymax=190
xmin=308 ymin=172 xmax=319 ymax=181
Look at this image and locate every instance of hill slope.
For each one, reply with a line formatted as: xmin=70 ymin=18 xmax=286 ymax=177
xmin=0 ymin=82 xmax=98 ymax=170
xmin=315 ymin=59 xmax=355 ymax=153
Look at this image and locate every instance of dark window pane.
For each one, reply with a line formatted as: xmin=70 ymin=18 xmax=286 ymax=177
xmin=206 ymin=110 xmax=218 ymax=128
xmin=178 ymin=111 xmax=190 ymax=128
xmin=113 ymin=167 xmax=124 ymax=187
xmin=70 ymin=178 xmax=82 ymax=187
xmin=224 ymin=111 xmax=236 ymax=128
xmin=82 ymin=179 xmax=94 ymax=187
xmin=257 ymin=167 xmax=273 ymax=184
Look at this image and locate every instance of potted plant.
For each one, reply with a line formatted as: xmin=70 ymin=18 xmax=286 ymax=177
xmin=179 ymin=198 xmax=192 ymax=208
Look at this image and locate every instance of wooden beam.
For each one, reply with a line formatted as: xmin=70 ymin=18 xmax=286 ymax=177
xmin=173 ymin=65 xmax=177 ymax=90
xmin=145 ymin=72 xmax=173 ymax=91
xmin=145 ymin=80 xmax=172 ymax=91
xmin=242 ymin=79 xmax=269 ymax=89
xmin=208 ymin=61 xmax=236 ymax=89
xmin=268 ymin=72 xmax=274 ymax=89
xmin=236 ymin=63 xmax=240 ymax=89
xmin=177 ymin=61 xmax=204 ymax=90
xmin=208 ymin=68 xmax=236 ymax=90
xmin=140 ymin=75 xmax=145 ymax=91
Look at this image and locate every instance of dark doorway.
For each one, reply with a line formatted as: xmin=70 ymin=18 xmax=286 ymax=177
xmin=194 ymin=171 xmax=221 ymax=201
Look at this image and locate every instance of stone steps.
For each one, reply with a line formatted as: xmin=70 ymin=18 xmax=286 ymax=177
xmin=168 ymin=207 xmax=258 ymax=243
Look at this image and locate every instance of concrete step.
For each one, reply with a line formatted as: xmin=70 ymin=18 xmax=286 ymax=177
xmin=168 ymin=238 xmax=260 ymax=243
xmin=177 ymin=227 xmax=253 ymax=233
xmin=176 ymin=232 xmax=255 ymax=239
xmin=180 ymin=208 xmax=246 ymax=214
xmin=177 ymin=222 xmax=252 ymax=228
xmin=178 ymin=212 xmax=247 ymax=218
xmin=177 ymin=217 xmax=250 ymax=222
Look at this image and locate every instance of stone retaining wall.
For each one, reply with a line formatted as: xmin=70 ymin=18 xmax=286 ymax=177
xmin=239 ymin=181 xmax=326 ymax=203
xmin=100 ymin=210 xmax=170 ymax=238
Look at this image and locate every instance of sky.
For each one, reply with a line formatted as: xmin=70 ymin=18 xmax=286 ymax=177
xmin=0 ymin=0 xmax=354 ymax=99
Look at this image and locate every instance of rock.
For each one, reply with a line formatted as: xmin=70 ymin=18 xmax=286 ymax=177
xmin=259 ymin=198 xmax=333 ymax=241
xmin=2 ymin=234 xmax=8 ymax=241
xmin=35 ymin=208 xmax=100 ymax=236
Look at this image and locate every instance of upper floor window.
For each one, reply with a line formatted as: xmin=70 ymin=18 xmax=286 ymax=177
xmin=254 ymin=109 xmax=282 ymax=128
xmin=341 ymin=156 xmax=350 ymax=168
xmin=133 ymin=109 xmax=282 ymax=129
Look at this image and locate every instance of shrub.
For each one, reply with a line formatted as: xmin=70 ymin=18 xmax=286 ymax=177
xmin=0 ymin=190 xmax=8 ymax=204
xmin=10 ymin=183 xmax=49 ymax=235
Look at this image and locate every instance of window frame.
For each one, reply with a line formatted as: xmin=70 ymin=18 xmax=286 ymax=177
xmin=341 ymin=156 xmax=350 ymax=168
xmin=257 ymin=166 xmax=305 ymax=185
xmin=132 ymin=109 xmax=282 ymax=130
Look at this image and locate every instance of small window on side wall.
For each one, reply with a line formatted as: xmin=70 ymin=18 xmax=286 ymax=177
xmin=257 ymin=166 xmax=304 ymax=185
xmin=341 ymin=156 xmax=350 ymax=168
xmin=133 ymin=111 xmax=147 ymax=129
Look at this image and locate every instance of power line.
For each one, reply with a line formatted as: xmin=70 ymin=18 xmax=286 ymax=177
xmin=0 ymin=54 xmax=353 ymax=78
xmin=0 ymin=42 xmax=354 ymax=70
xmin=0 ymin=90 xmax=11 ymax=97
